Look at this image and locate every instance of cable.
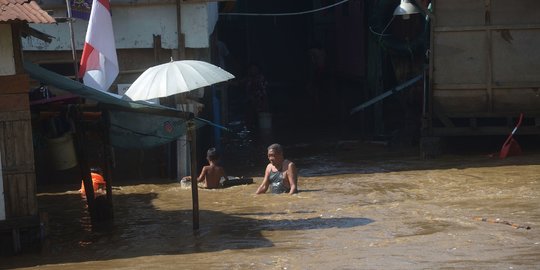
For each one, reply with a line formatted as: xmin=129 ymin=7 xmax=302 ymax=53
xmin=378 ymin=15 xmax=395 ymax=43
xmin=219 ymin=0 xmax=350 ymax=17
xmin=110 ymin=122 xmax=189 ymax=143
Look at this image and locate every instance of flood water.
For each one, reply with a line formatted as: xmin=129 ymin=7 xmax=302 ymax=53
xmin=2 ymin=129 xmax=540 ymax=269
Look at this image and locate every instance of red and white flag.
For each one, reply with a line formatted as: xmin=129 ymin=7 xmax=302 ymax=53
xmin=79 ymin=0 xmax=118 ymax=92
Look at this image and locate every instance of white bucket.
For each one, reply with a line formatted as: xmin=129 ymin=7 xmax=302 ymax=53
xmin=258 ymin=112 xmax=272 ymax=129
xmin=47 ymin=132 xmax=78 ymax=170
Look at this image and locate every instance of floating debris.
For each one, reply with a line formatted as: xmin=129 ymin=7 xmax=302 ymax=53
xmin=473 ymin=217 xmax=531 ymax=230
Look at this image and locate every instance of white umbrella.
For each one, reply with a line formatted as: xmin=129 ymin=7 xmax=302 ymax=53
xmin=124 ymin=60 xmax=235 ymax=101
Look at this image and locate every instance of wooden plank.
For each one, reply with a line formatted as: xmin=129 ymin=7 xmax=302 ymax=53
xmin=492 ymin=29 xmax=540 ymax=83
xmin=0 ymin=94 xmax=29 ymax=112
xmin=493 ymin=88 xmax=540 ymax=112
xmin=25 ymin=173 xmax=36 ymax=216
xmin=17 ymin=173 xmax=28 ymax=216
xmin=3 ymin=121 xmax=15 ymax=168
xmin=1 ymin=120 xmax=33 ymax=170
xmin=10 ymin=24 xmax=24 ymax=75
xmin=433 ymin=31 xmax=487 ymax=85
xmin=0 ymin=111 xmax=30 ymax=122
xmin=434 ymin=0 xmax=485 ymax=27
xmin=0 ymin=119 xmax=37 ymax=217
xmin=432 ymin=126 xmax=540 ymax=136
xmin=5 ymin=172 xmax=32 ymax=218
xmin=0 ymin=121 xmax=5 ymax=169
xmin=5 ymin=174 xmax=17 ymax=218
xmin=435 ymin=82 xmax=540 ymax=90
xmin=0 ymin=74 xmax=29 ymax=94
xmin=491 ymin=0 xmax=540 ymax=25
xmin=435 ymin=24 xmax=540 ymax=32
xmin=0 ymin=215 xmax=39 ymax=230
xmin=2 ymin=166 xmax=34 ymax=175
xmin=14 ymin=120 xmax=34 ymax=169
xmin=445 ymin=111 xmax=540 ymax=118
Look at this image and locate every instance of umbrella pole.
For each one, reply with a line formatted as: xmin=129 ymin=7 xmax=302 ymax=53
xmin=188 ymin=120 xmax=199 ymax=230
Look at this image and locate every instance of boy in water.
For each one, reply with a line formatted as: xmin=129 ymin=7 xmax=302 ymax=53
xmin=196 ymin=147 xmax=228 ymax=189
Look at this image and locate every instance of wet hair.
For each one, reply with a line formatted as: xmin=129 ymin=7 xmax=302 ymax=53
xmin=206 ymin=147 xmax=220 ymax=161
xmin=267 ymin=143 xmax=283 ymax=154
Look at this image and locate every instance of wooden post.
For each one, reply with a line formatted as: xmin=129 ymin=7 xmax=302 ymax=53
xmin=101 ymin=110 xmax=114 ymax=220
xmin=188 ymin=120 xmax=199 ymax=230
xmin=73 ymin=111 xmax=96 ymax=221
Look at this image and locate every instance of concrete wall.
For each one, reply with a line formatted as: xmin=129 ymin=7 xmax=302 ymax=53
xmin=21 ymin=2 xmax=217 ymax=50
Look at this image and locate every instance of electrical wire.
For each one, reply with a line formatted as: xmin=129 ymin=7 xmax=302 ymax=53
xmin=110 ymin=122 xmax=189 ymax=143
xmin=219 ymin=0 xmax=350 ymax=17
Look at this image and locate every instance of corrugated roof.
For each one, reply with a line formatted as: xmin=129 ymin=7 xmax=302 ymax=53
xmin=0 ymin=0 xmax=56 ymax=23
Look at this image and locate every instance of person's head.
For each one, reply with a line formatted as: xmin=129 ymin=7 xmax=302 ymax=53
xmin=267 ymin=143 xmax=284 ymax=165
xmin=206 ymin=147 xmax=220 ymax=162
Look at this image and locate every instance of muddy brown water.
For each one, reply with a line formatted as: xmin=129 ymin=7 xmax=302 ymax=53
xmin=2 ymin=134 xmax=540 ymax=269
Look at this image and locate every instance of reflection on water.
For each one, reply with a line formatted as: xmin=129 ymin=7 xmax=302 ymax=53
xmin=4 ymin=138 xmax=540 ymax=269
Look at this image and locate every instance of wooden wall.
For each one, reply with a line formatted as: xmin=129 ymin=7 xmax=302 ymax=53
xmin=427 ymin=0 xmax=540 ymax=136
xmin=0 ymin=74 xmax=37 ymax=218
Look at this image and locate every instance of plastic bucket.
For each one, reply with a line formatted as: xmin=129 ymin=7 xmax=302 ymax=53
xmin=47 ymin=132 xmax=78 ymax=170
xmin=258 ymin=112 xmax=272 ymax=129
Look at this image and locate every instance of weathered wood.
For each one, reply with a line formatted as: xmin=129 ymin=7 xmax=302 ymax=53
xmin=6 ymin=174 xmax=19 ymax=217
xmin=445 ymin=111 xmax=540 ymax=118
xmin=10 ymin=24 xmax=23 ymax=75
xmin=1 ymin=120 xmax=34 ymax=170
xmin=432 ymin=126 xmax=540 ymax=136
xmin=0 ymin=111 xmax=30 ymax=122
xmin=102 ymin=112 xmax=114 ymax=220
xmin=0 ymin=94 xmax=29 ymax=112
xmin=0 ymin=109 xmax=36 ymax=218
xmin=26 ymin=173 xmax=37 ymax=216
xmin=0 ymin=74 xmax=30 ymax=94
xmin=435 ymin=82 xmax=540 ymax=90
xmin=427 ymin=0 xmax=540 ymax=137
xmin=435 ymin=0 xmax=485 ymax=27
xmin=73 ymin=117 xmax=97 ymax=221
xmin=435 ymin=24 xmax=540 ymax=32
xmin=16 ymin=173 xmax=28 ymax=216
xmin=0 ymin=215 xmax=39 ymax=230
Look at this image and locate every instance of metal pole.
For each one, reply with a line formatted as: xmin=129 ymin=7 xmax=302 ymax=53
xmin=65 ymin=0 xmax=80 ymax=80
xmin=188 ymin=120 xmax=199 ymax=230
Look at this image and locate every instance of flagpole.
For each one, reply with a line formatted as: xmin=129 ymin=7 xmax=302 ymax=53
xmin=65 ymin=0 xmax=80 ymax=80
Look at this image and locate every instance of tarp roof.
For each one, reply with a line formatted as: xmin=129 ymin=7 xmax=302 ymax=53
xmin=23 ymin=61 xmax=189 ymax=115
xmin=23 ymin=61 xmax=225 ymax=148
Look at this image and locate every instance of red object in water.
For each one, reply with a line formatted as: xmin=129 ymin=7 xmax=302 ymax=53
xmin=499 ymin=113 xmax=524 ymax=158
xmin=79 ymin=172 xmax=106 ymax=194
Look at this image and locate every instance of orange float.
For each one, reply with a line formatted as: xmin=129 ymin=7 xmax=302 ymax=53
xmin=79 ymin=172 xmax=106 ymax=195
